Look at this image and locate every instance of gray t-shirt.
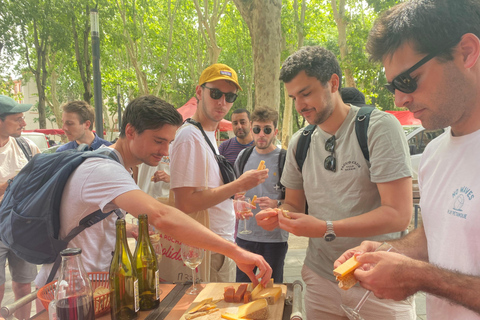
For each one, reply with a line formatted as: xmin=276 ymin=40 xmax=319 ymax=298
xmin=234 ymin=147 xmax=289 ymax=243
xmin=281 ymin=105 xmax=411 ymax=281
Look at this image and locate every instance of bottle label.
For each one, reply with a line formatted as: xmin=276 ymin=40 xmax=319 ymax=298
xmin=155 ymin=270 xmax=160 ymax=300
xmin=134 ymin=279 xmax=140 ymax=312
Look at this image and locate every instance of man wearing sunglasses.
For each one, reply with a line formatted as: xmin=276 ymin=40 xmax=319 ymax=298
xmin=256 ymin=46 xmax=415 ymax=319
xmin=219 ymin=108 xmax=254 ymax=167
xmin=335 ymin=1 xmax=480 ymax=319
xmin=233 ymin=107 xmax=288 ymax=284
xmin=170 ymin=64 xmax=268 ymax=283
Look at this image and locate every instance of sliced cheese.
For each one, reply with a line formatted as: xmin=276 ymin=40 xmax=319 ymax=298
xmin=253 ymin=287 xmax=282 ymax=305
xmin=257 ymin=160 xmax=265 ymax=170
xmin=188 ymin=297 xmax=213 ymax=313
xmin=333 ymin=256 xmax=361 ymax=277
xmin=251 ymin=195 xmax=257 ymax=206
xmin=250 ymin=283 xmax=264 ymax=300
xmin=221 ymin=313 xmax=252 ymax=320
xmin=237 ymin=298 xmax=269 ymax=320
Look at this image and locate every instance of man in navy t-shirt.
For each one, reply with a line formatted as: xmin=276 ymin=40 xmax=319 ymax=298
xmin=219 ymin=108 xmax=254 ymax=166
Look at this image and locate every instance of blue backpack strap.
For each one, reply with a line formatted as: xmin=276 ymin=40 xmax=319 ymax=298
xmin=355 ymin=106 xmax=375 ymax=162
xmin=15 ymin=137 xmax=33 ymax=161
xmin=295 ymin=124 xmax=316 ymax=172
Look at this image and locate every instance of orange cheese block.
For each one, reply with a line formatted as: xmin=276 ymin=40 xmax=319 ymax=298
xmin=237 ymin=298 xmax=268 ymax=319
xmin=224 ymin=286 xmax=235 ymax=303
xmin=234 ymin=283 xmax=248 ymax=303
xmin=253 ymin=286 xmax=282 ymax=305
xmin=333 ymin=256 xmax=361 ymax=277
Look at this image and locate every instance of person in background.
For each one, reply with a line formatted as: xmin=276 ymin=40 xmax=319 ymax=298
xmin=336 ymin=0 xmax=480 ymax=318
xmin=256 ymin=46 xmax=415 ymax=319
xmin=0 ymin=95 xmax=39 ymax=320
xmin=170 ymin=64 xmax=268 ymax=282
xmin=234 ymin=107 xmax=288 ymax=283
xmin=135 ymin=152 xmax=171 ymax=200
xmin=219 ymin=108 xmax=254 ymax=167
xmin=56 ymin=100 xmax=111 ymax=152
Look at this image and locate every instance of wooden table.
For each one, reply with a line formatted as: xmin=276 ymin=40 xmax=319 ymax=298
xmin=30 ymin=283 xmax=297 ymax=320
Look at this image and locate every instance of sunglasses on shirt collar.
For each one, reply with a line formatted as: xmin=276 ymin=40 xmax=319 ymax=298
xmin=385 ymin=39 xmax=460 ymax=95
xmin=201 ymin=85 xmax=238 ymax=103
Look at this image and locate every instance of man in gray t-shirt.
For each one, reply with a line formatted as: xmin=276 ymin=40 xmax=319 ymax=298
xmin=256 ymin=47 xmax=415 ymax=319
xmin=234 ymin=107 xmax=288 ymax=283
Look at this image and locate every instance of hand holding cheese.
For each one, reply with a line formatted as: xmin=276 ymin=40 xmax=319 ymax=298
xmin=333 ymin=256 xmax=361 ymax=290
xmin=257 ymin=160 xmax=266 ymax=170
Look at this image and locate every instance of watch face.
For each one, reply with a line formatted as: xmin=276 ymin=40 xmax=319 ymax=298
xmin=324 ymin=233 xmax=336 ymax=242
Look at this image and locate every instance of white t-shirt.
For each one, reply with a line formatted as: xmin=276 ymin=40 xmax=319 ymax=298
xmin=136 ymin=156 xmax=171 ymax=199
xmin=419 ymin=127 xmax=480 ymax=320
xmin=35 ymin=148 xmax=140 ymax=286
xmin=0 ymin=136 xmax=40 ymax=183
xmin=170 ymin=123 xmax=235 ymax=242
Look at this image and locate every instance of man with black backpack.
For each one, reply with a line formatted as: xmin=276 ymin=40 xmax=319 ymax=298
xmin=0 ymin=95 xmax=39 ymax=320
xmin=233 ymin=107 xmax=288 ymax=284
xmin=256 ymin=47 xmax=415 ymax=319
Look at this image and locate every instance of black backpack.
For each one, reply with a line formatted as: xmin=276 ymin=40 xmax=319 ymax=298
xmin=295 ymin=106 xmax=375 ymax=171
xmin=15 ymin=137 xmax=33 ymax=161
xmin=236 ymin=146 xmax=287 ymax=199
xmin=0 ymin=147 xmax=122 ymax=284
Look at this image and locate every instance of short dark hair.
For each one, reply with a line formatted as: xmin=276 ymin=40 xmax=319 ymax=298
xmin=62 ymin=101 xmax=95 ymax=130
xmin=279 ymin=46 xmax=342 ymax=90
xmin=250 ymin=107 xmax=279 ymax=128
xmin=120 ymin=95 xmax=183 ymax=137
xmin=232 ymin=108 xmax=250 ymax=120
xmin=367 ymin=0 xmax=480 ymax=62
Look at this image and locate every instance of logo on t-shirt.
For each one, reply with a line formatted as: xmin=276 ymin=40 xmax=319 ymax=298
xmin=448 ymin=186 xmax=474 ymax=219
xmin=340 ymin=160 xmax=361 ymax=171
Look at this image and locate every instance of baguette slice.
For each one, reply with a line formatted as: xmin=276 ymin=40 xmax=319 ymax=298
xmin=336 ymin=272 xmax=358 ymax=290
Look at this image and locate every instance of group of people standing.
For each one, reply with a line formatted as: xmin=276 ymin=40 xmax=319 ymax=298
xmin=0 ymin=0 xmax=479 ymax=319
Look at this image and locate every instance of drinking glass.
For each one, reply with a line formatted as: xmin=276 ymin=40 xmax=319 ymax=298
xmin=181 ymin=243 xmax=205 ymax=295
xmin=341 ymin=242 xmax=399 ymax=320
xmin=235 ymin=197 xmax=252 ymax=235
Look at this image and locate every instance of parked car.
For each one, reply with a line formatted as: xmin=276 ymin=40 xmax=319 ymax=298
xmin=403 ymin=125 xmax=446 ymax=179
xmin=21 ymin=131 xmax=49 ymax=152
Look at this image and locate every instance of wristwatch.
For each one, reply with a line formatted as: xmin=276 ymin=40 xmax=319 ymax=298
xmin=324 ymin=221 xmax=336 ymax=242
xmin=277 ymin=200 xmax=282 ymax=208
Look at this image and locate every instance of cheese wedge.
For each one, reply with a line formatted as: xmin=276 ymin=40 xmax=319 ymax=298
xmin=257 ymin=160 xmax=266 ymax=170
xmin=333 ymin=256 xmax=361 ymax=277
xmin=265 ymin=278 xmax=274 ymax=289
xmin=253 ymin=287 xmax=282 ymax=305
xmin=250 ymin=283 xmax=264 ymax=300
xmin=237 ymin=298 xmax=269 ymax=319
xmin=251 ymin=195 xmax=257 ymax=205
xmin=336 ymin=273 xmax=357 ymax=290
xmin=221 ymin=313 xmax=252 ymax=320
xmin=188 ymin=298 xmax=213 ymax=313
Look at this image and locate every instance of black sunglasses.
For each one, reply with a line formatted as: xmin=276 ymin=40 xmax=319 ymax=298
xmin=385 ymin=40 xmax=459 ymax=94
xmin=202 ymin=85 xmax=238 ymax=103
xmin=324 ymin=135 xmax=336 ymax=172
xmin=252 ymin=126 xmax=273 ymax=135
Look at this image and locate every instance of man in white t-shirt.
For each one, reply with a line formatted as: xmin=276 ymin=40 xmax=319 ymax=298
xmin=170 ymin=64 xmax=268 ymax=282
xmin=34 ymin=95 xmax=272 ymax=292
xmin=335 ymin=1 xmax=480 ymax=319
xmin=0 ymin=95 xmax=40 ymax=320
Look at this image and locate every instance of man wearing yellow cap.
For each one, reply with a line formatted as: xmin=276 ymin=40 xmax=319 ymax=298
xmin=170 ymin=64 xmax=268 ymax=282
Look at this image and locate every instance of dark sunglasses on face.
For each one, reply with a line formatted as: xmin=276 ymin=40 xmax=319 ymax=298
xmin=385 ymin=39 xmax=459 ymax=95
xmin=324 ymin=135 xmax=336 ymax=172
xmin=252 ymin=126 xmax=273 ymax=135
xmin=202 ymin=85 xmax=238 ymax=103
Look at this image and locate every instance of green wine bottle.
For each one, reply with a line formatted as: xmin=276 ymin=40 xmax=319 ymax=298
xmin=110 ymin=219 xmax=139 ymax=320
xmin=133 ymin=214 xmax=160 ymax=310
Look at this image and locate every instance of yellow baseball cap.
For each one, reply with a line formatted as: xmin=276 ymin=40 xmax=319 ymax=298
xmin=198 ymin=63 xmax=242 ymax=91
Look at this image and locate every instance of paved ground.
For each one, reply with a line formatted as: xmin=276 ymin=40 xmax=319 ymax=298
xmin=2 ymin=212 xmax=427 ymax=319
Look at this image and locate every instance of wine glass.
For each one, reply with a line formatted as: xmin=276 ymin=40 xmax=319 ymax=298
xmin=235 ymin=197 xmax=253 ymax=235
xmin=181 ymin=243 xmax=205 ymax=295
xmin=340 ymin=242 xmax=399 ymax=320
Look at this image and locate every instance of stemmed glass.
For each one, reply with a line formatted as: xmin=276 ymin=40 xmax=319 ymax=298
xmin=235 ymin=196 xmax=253 ymax=235
xmin=340 ymin=242 xmax=399 ymax=320
xmin=181 ymin=243 xmax=205 ymax=295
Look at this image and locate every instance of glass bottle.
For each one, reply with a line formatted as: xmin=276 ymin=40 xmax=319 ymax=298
xmin=55 ymin=248 xmax=94 ymax=320
xmin=110 ymin=219 xmax=139 ymax=320
xmin=133 ymin=214 xmax=160 ymax=310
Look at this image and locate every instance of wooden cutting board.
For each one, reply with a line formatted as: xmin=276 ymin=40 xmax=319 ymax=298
xmin=180 ymin=282 xmax=286 ymax=320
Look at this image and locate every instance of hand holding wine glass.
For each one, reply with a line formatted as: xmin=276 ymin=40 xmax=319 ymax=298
xmin=181 ymin=243 xmax=205 ymax=295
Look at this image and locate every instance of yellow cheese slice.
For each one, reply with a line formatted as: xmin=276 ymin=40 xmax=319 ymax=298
xmin=188 ymin=297 xmax=213 ymax=314
xmin=257 ymin=160 xmax=265 ymax=170
xmin=251 ymin=195 xmax=257 ymax=205
xmin=253 ymin=287 xmax=282 ymax=305
xmin=333 ymin=256 xmax=361 ymax=277
xmin=250 ymin=283 xmax=264 ymax=301
xmin=221 ymin=313 xmax=252 ymax=320
xmin=237 ymin=299 xmax=269 ymax=320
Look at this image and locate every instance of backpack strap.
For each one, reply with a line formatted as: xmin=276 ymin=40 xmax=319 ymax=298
xmin=46 ymin=208 xmax=123 ymax=284
xmin=295 ymin=124 xmax=316 ymax=172
xmin=355 ymin=106 xmax=375 ymax=162
xmin=278 ymin=149 xmax=287 ymax=199
xmin=15 ymin=137 xmax=33 ymax=161
xmin=185 ymin=118 xmax=219 ymax=156
xmin=237 ymin=146 xmax=255 ymax=174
